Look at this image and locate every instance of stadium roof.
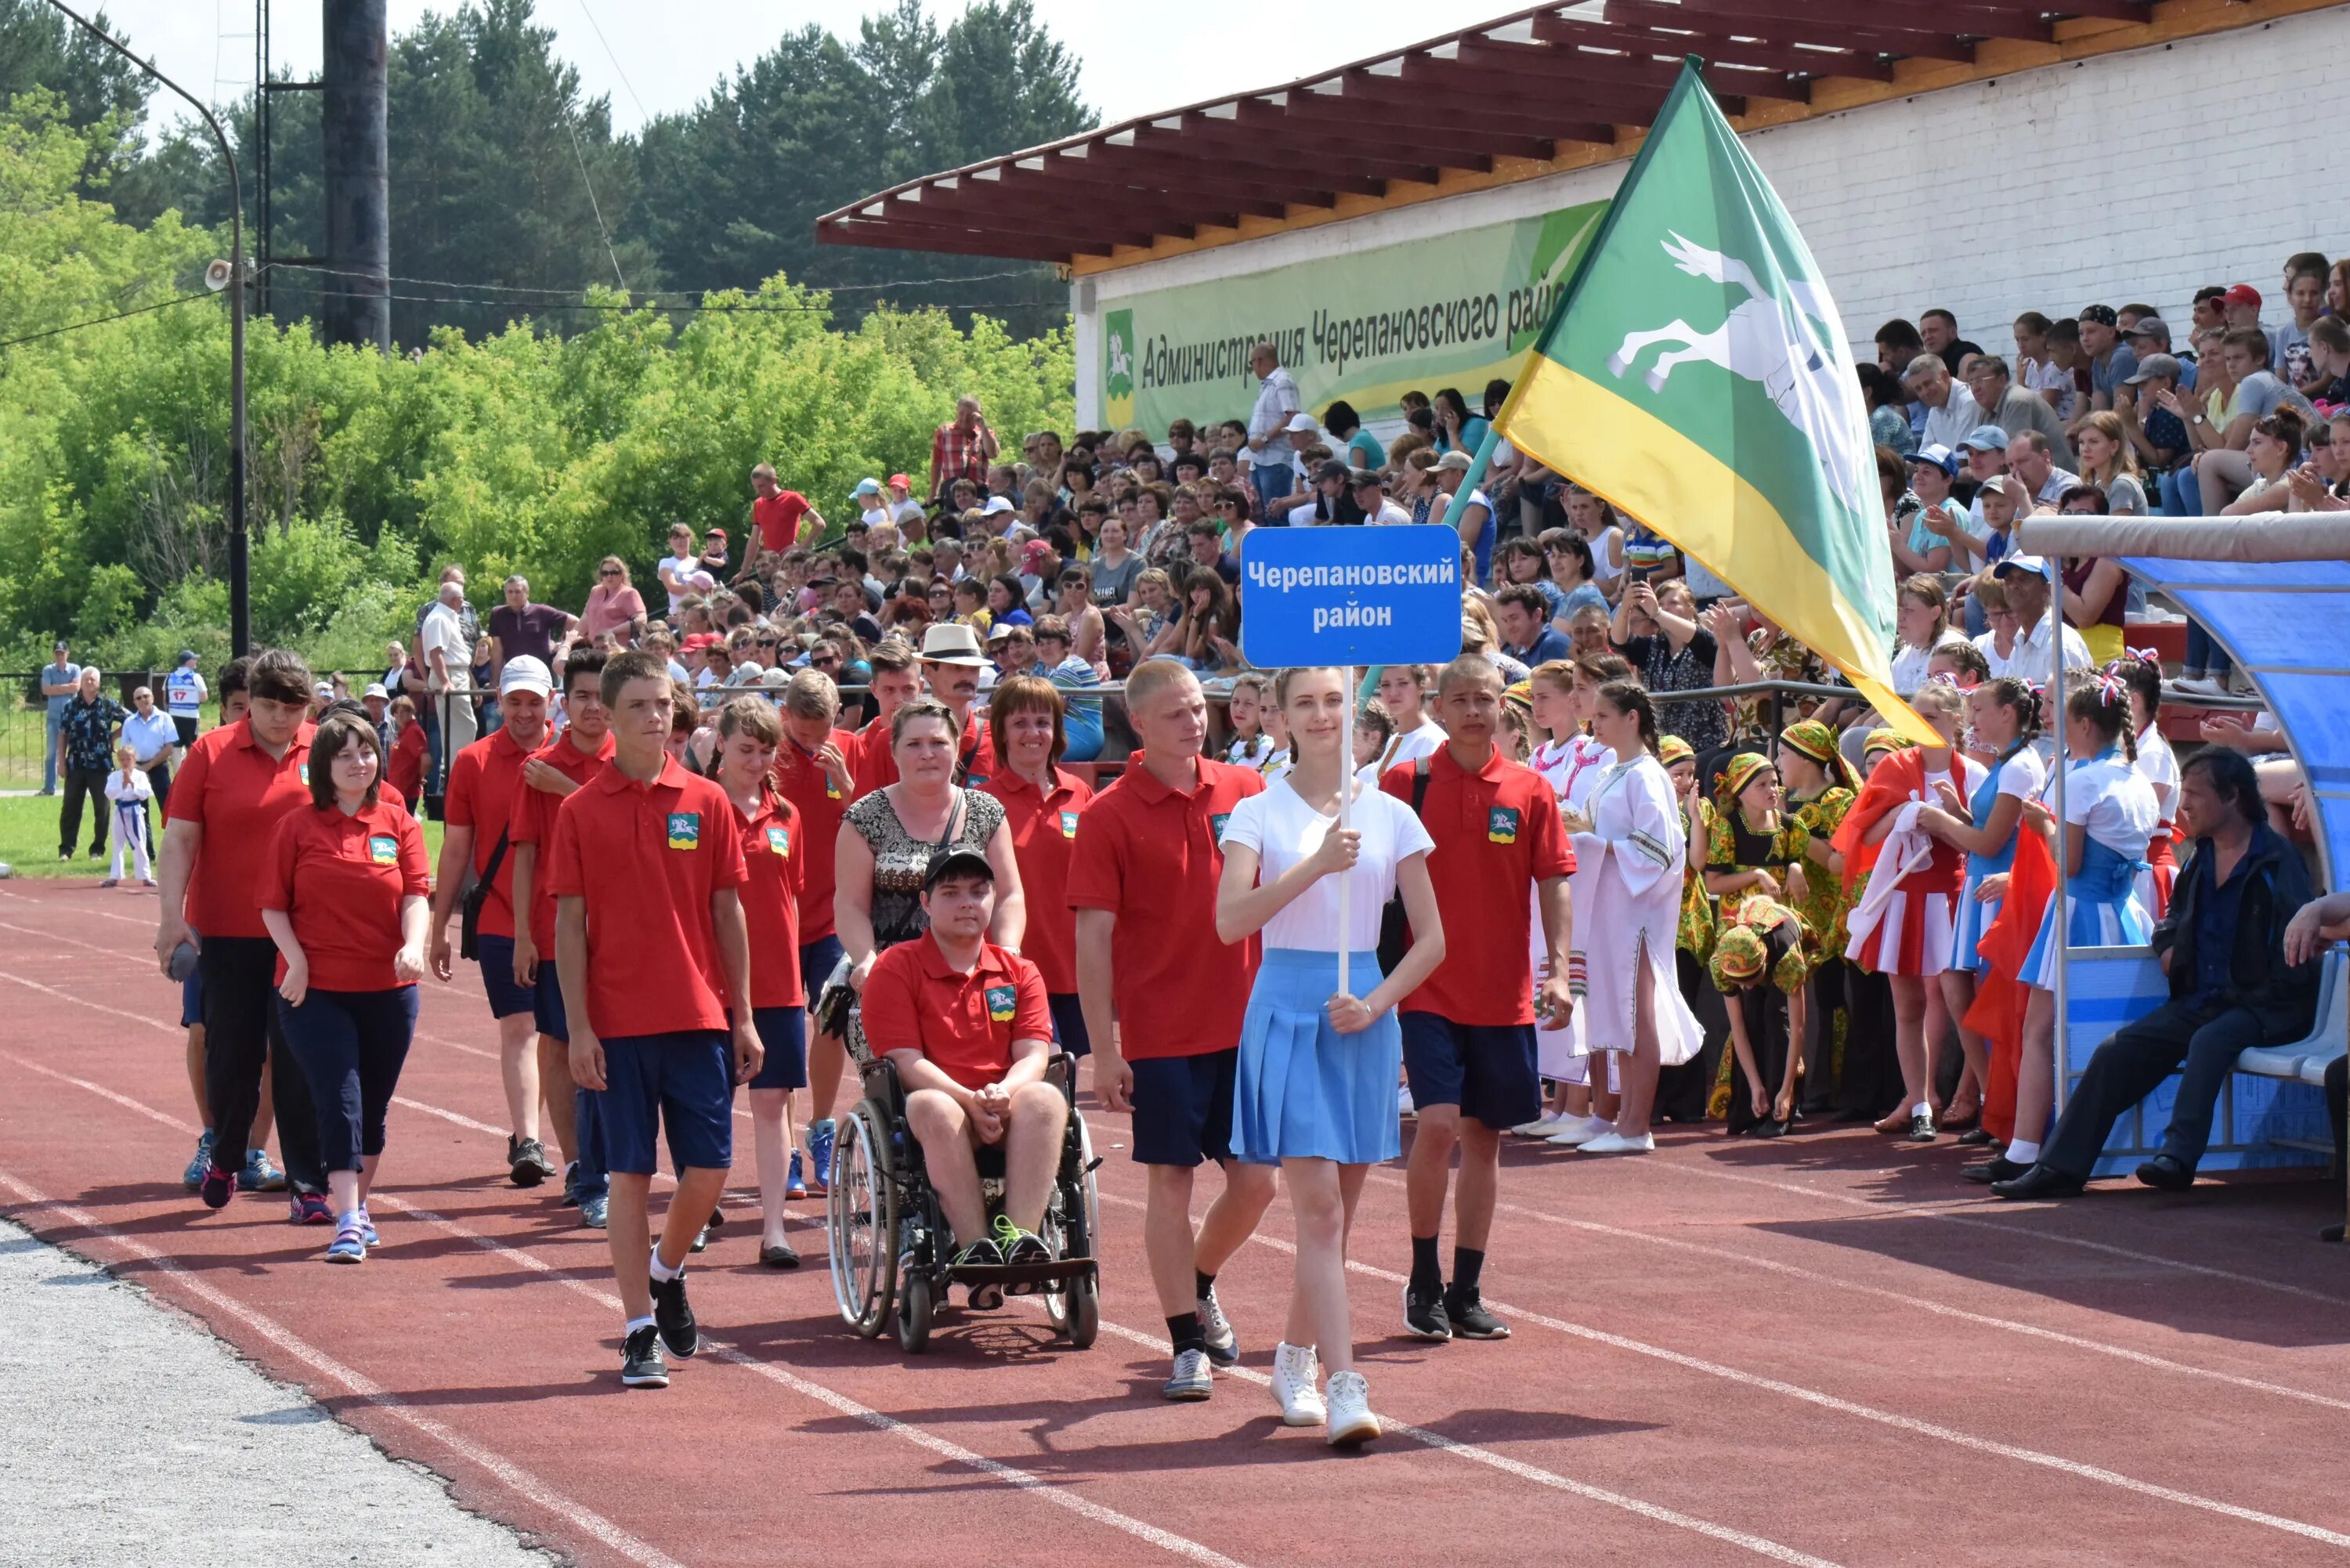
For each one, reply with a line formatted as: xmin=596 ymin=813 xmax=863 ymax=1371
xmin=815 ymin=0 xmax=2327 ymax=274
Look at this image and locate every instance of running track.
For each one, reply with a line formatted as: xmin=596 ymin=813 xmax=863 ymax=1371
xmin=5 ymin=877 xmax=2349 ymax=1568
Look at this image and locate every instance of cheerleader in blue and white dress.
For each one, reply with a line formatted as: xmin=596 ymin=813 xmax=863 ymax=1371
xmin=1214 ymin=667 xmax=1445 ymax=1449
xmin=2000 ymin=677 xmax=2159 ymax=1173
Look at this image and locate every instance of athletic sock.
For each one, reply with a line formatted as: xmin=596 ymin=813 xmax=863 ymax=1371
xmin=1166 ymin=1312 xmax=1206 ymax=1355
xmin=1195 ymin=1269 xmax=1217 ymax=1300
xmin=2005 ymin=1138 xmax=2042 ymax=1165
xmin=1409 ymin=1234 xmax=1442 ymax=1294
xmin=1450 ymin=1246 xmax=1485 ymax=1296
xmin=335 ymin=1209 xmax=362 ymax=1231
xmin=624 ymin=1314 xmax=656 ymax=1336
xmin=649 ymin=1248 xmax=683 ymax=1284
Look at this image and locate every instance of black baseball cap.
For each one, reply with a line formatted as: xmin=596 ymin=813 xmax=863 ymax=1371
xmin=922 ymin=847 xmax=994 ymax=891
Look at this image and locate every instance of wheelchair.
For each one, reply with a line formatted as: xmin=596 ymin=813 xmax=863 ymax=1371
xmin=822 ymin=986 xmax=1102 ymax=1353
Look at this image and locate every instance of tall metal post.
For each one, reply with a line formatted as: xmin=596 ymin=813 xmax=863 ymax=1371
xmin=320 ymin=0 xmax=390 ymax=351
xmin=45 ymin=1 xmax=249 ymax=653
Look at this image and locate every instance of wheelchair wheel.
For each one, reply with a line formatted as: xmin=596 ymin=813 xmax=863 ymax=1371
xmin=827 ymin=1100 xmax=896 ymax=1338
xmin=1063 ymin=1272 xmax=1099 ymax=1349
xmin=897 ymin=1271 xmax=934 ymax=1354
xmin=1043 ymin=1118 xmax=1102 ymax=1346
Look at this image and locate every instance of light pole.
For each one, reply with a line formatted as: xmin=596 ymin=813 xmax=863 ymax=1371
xmin=45 ymin=0 xmax=248 ymax=656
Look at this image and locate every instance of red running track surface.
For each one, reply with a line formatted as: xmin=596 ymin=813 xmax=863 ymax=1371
xmin=5 ymin=877 xmax=2350 ymax=1567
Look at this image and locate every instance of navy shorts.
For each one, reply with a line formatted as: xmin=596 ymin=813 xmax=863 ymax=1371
xmin=747 ymin=1006 xmax=808 ymax=1090
xmin=799 ymin=934 xmax=845 ymax=1013
xmin=1400 ymin=1013 xmax=1541 ymax=1131
xmin=181 ymin=969 xmax=204 ymax=1030
xmin=532 ymin=958 xmax=569 ymax=1042
xmin=1129 ymin=1050 xmax=1237 ymax=1167
xmin=595 ymin=1031 xmax=735 ymax=1174
xmin=472 ymin=934 xmax=535 ymax=1021
xmin=1047 ymin=992 xmax=1090 ymax=1059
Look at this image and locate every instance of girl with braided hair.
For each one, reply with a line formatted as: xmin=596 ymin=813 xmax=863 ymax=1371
xmin=2112 ymin=656 xmax=2180 ymax=919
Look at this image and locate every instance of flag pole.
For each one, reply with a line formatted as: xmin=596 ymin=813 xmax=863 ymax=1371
xmin=1339 ymin=663 xmax=1355 ymax=1001
xmin=2049 ymin=558 xmax=2071 ymax=1119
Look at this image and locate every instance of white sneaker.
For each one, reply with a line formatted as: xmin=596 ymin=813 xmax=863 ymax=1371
xmin=1546 ymin=1114 xmax=1607 ymax=1147
xmin=1578 ymin=1129 xmax=1655 ymax=1154
xmin=1397 ymin=1083 xmax=1415 ymax=1119
xmin=1196 ymin=1286 xmax=1238 ymax=1367
xmin=1323 ymin=1368 xmax=1379 ymax=1447
xmin=1271 ymin=1342 xmax=1325 ymax=1427
xmin=2171 ymin=676 xmax=2224 ymax=697
xmin=1162 ymin=1347 xmax=1213 ymax=1401
xmin=1512 ymin=1111 xmax=1567 ymax=1137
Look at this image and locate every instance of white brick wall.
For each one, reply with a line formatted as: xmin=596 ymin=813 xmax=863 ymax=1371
xmin=1077 ymin=4 xmax=2350 ymax=406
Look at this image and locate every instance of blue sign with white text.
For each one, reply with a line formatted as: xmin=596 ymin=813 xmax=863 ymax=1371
xmin=1238 ymin=524 xmax=1464 ymax=668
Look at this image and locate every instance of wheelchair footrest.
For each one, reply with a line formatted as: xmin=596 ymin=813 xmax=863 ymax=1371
xmin=945 ymin=1258 xmax=1097 ymax=1290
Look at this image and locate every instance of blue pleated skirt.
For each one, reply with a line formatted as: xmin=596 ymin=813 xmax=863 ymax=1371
xmin=1951 ymin=869 xmax=2003 ymax=974
xmin=1231 ymin=948 xmax=1402 ymax=1167
xmin=2023 ymin=885 xmax=2153 ymax=991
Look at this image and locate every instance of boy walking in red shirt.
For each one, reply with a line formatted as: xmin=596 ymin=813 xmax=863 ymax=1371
xmin=548 ymin=651 xmax=762 ymax=1389
xmin=1070 ymin=659 xmax=1274 ymax=1400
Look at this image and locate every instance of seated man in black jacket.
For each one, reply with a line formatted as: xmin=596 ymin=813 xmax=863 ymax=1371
xmin=1996 ymin=749 xmax=2320 ymax=1200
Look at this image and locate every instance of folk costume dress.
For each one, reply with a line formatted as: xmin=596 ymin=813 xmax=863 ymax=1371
xmin=1568 ymin=751 xmax=1705 ymax=1068
xmin=2022 ymin=750 xmax=2159 ymax=992
xmin=1711 ymin=896 xmax=1811 ymax=1136
xmin=1656 ymin=735 xmax=1728 ymax=1123
xmin=1532 ymin=732 xmax=1614 ymax=1084
xmin=1777 ymin=719 xmax=1859 ymax=1115
xmin=2134 ymin=721 xmax=2181 ymax=919
xmin=1951 ymin=745 xmax=2047 ymax=972
xmin=1700 ymin=753 xmax=1809 ymax=1116
xmin=1224 ymin=777 xmax=1435 ymax=1165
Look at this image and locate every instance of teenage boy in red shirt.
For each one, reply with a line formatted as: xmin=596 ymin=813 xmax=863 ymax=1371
xmin=773 ymin=669 xmax=861 ymax=1194
xmin=862 ymin=848 xmax=1065 ymax=1266
xmin=508 ymin=649 xmax=613 ymax=1227
xmin=428 ymin=656 xmax=559 ymax=1190
xmin=847 ymin=642 xmax=924 ymax=794
xmin=549 ymin=649 xmax=761 ymax=1389
xmin=1070 ymin=659 xmax=1275 ymax=1400
xmin=1383 ymin=657 xmax=1574 ymax=1343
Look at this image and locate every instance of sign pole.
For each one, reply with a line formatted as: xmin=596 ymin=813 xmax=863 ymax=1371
xmin=1338 ymin=663 xmax=1354 ymax=1001
xmin=2049 ymin=558 xmax=2071 ymax=1118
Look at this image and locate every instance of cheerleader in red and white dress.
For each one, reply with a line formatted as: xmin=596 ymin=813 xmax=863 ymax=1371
xmin=2115 ymin=658 xmax=2178 ymax=919
xmin=1835 ymin=681 xmax=1983 ymax=1141
xmin=1523 ymin=656 xmax=1624 ymax=1141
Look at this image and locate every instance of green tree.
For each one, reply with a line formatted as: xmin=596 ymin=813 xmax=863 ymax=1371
xmin=0 ymin=0 xmax=150 ymax=191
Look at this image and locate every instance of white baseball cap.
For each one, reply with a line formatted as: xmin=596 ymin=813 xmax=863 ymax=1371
xmin=499 ymin=656 xmax=554 ymax=696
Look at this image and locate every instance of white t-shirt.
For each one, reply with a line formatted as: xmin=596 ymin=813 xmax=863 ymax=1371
xmin=420 ymin=602 xmax=469 ymax=689
xmin=1977 ymin=613 xmax=2091 ymax=683
xmin=1220 ymin=776 xmax=1435 ymax=953
xmin=2063 ymin=755 xmax=2160 ymax=852
xmin=1586 ymin=526 xmax=1625 ymax=591
xmin=659 ymin=551 xmax=700 ymax=616
xmin=1922 ymin=753 xmax=1987 ymax=815
xmin=859 ymin=506 xmax=891 ymax=529
xmin=2135 ymin=724 xmax=2179 ymax=829
xmin=1889 ymin=629 xmax=1972 ymax=697
xmin=1991 ymin=747 xmax=2047 ymax=804
xmin=1363 ymin=721 xmax=1447 ymax=785
xmin=1365 ymin=499 xmax=1412 ymax=526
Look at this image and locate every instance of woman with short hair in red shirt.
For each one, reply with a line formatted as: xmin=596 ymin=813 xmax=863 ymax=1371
xmin=260 ymin=710 xmax=431 ymax=1263
xmin=980 ymin=674 xmax=1094 ymax=1054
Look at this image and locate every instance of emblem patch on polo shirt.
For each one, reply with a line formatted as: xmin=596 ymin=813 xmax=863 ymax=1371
xmin=367 ymin=835 xmax=399 ymax=866
xmin=666 ymin=812 xmax=700 ymax=850
xmin=825 ymin=776 xmax=843 ymax=800
xmin=985 ymin=985 xmax=1018 ymax=1022
xmin=1209 ymin=812 xmax=1231 ymax=843
xmin=765 ymin=824 xmax=790 ymax=856
xmin=1487 ymin=806 xmax=1521 ymax=844
xmin=1059 ymin=810 xmax=1079 ymax=840
xmin=298 ymin=764 xmax=310 ymax=785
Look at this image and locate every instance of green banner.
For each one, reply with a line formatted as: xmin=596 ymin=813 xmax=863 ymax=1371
xmin=1097 ymin=199 xmax=1608 ymax=437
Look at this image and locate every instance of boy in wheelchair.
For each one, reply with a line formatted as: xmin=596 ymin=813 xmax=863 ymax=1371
xmin=859 ymin=847 xmax=1069 ymax=1268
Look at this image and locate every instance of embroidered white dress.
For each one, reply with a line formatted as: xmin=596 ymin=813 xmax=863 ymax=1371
xmin=1533 ymin=734 xmax=1611 ymax=1079
xmin=1569 ymin=753 xmax=1705 ymax=1066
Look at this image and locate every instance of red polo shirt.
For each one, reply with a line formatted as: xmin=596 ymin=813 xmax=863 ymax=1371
xmin=168 ymin=717 xmax=316 ymax=939
xmin=979 ymin=765 xmax=1093 ymax=993
xmin=860 ymin=934 xmax=1050 ymax=1091
xmin=385 ymin=721 xmax=428 ymax=803
xmin=544 ymin=756 xmax=748 ymax=1040
xmin=443 ymin=724 xmax=542 ymax=940
xmin=261 ymin=800 xmax=429 ymax=992
xmin=731 ymin=788 xmax=805 ymax=1008
xmin=752 ymin=489 xmax=812 ymax=554
xmin=771 ymin=730 xmax=858 ymax=941
xmin=508 ymin=730 xmax=615 ymax=952
xmin=1381 ymin=745 xmax=1574 ymax=1025
xmin=852 ymin=708 xmax=997 ymax=794
xmin=1065 ymin=753 xmax=1262 ymax=1060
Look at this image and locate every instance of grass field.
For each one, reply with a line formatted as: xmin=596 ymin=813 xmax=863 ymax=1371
xmin=0 ymin=793 xmax=444 ymax=880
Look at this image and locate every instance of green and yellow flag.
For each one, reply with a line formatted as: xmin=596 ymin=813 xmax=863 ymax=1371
xmin=1496 ymin=58 xmax=1931 ymax=742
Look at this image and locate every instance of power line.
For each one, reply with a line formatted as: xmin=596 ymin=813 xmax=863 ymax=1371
xmin=562 ymin=111 xmax=629 ymax=292
xmin=573 ymin=0 xmax=646 ymax=124
xmin=271 ymin=280 xmax=1046 ymax=315
xmin=266 ymin=260 xmax=1047 ymax=298
xmin=0 ymin=289 xmax=215 ymax=351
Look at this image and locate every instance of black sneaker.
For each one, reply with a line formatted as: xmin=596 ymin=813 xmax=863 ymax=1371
xmin=1443 ymin=1286 xmax=1510 ymax=1340
xmin=561 ymin=1162 xmax=580 ymax=1206
xmin=620 ymin=1325 xmax=667 ymax=1388
xmin=950 ymin=1236 xmax=1004 ymax=1269
xmin=508 ymin=1136 xmax=555 ymax=1188
xmin=1403 ymin=1281 xmax=1452 ymax=1341
xmin=651 ymin=1270 xmax=699 ymax=1358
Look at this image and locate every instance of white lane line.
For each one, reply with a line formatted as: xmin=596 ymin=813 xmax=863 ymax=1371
xmin=1656 ymin=1160 xmax=2350 ymax=1308
xmin=0 ymin=887 xmax=155 ymax=926
xmin=0 ymin=1046 xmax=1251 ymax=1568
xmin=1010 ymin=1298 xmax=1846 ymax=1568
xmin=1352 ymin=1171 xmax=2350 ymax=1416
xmin=0 ymin=1168 xmax=689 ymax=1568
xmin=1095 ymin=1186 xmax=2350 ymax=1548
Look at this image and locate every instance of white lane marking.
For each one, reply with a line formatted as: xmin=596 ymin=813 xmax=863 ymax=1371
xmin=0 ymin=1168 xmax=689 ymax=1568
xmin=1095 ymin=1187 xmax=2350 ymax=1548
xmin=1352 ymin=1170 xmax=2350 ymax=1415
xmin=0 ymin=886 xmax=155 ymax=926
xmin=0 ymin=1046 xmax=1251 ymax=1568
xmin=1013 ymin=1298 xmax=1847 ymax=1568
xmin=1656 ymin=1160 xmax=2350 ymax=1307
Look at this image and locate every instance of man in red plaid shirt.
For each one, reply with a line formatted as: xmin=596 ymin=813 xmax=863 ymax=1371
xmin=928 ymin=396 xmax=1000 ymax=505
